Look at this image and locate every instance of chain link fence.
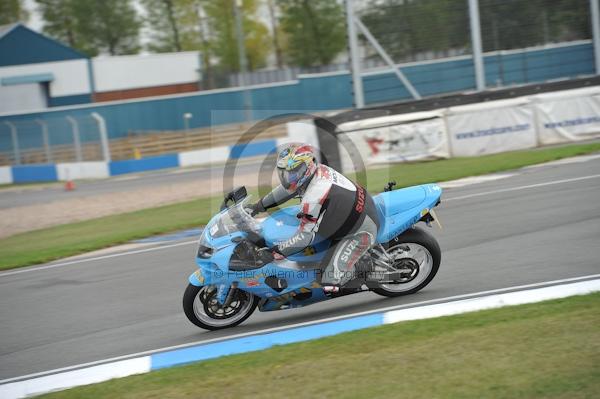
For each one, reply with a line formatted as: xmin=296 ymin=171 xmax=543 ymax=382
xmin=350 ymin=0 xmax=596 ymax=104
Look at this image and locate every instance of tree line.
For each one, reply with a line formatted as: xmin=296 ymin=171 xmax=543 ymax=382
xmin=2 ymin=0 xmax=592 ymax=85
xmin=360 ymin=0 xmax=591 ymax=62
xmin=1 ymin=0 xmax=348 ymax=88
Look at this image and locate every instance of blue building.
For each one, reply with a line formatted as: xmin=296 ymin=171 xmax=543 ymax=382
xmin=0 ymin=23 xmax=93 ymax=112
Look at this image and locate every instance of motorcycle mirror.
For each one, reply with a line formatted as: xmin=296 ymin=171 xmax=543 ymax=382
xmin=231 ymin=186 xmax=247 ymax=202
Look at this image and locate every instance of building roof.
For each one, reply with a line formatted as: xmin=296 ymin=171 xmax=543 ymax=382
xmin=0 ymin=23 xmax=19 ymax=40
xmin=0 ymin=23 xmax=87 ymax=67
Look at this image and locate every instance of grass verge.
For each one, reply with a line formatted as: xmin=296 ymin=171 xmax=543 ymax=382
xmin=1 ymin=142 xmax=600 ymax=271
xmin=39 ymin=292 xmax=600 ymax=399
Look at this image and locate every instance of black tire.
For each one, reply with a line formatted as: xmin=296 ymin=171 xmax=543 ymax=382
xmin=373 ymin=226 xmax=441 ymax=297
xmin=183 ymin=284 xmax=259 ymax=330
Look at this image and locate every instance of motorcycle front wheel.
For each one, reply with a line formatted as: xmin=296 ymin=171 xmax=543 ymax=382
xmin=372 ymin=226 xmax=441 ymax=297
xmin=183 ymin=284 xmax=258 ymax=330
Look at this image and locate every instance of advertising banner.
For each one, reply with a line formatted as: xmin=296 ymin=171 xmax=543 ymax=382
xmin=446 ymin=98 xmax=536 ymax=157
xmin=533 ymin=87 xmax=600 ymax=144
xmin=337 ymin=111 xmax=449 ymax=173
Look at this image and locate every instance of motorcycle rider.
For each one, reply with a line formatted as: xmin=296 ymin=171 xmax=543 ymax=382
xmin=248 ymin=143 xmax=380 ymax=292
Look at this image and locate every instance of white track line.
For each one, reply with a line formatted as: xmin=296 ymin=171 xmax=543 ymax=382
xmin=445 ymin=174 xmax=600 ymax=202
xmin=2 ymin=174 xmax=599 ymax=278
xmin=2 ymin=273 xmax=599 ymax=384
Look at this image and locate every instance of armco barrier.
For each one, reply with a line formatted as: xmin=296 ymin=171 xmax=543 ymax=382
xmin=1 ymin=276 xmax=599 ymax=399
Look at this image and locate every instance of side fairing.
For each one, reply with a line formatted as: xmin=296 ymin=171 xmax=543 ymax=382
xmin=374 ymin=184 xmax=442 ymax=244
xmin=261 ymin=206 xmax=329 ymax=262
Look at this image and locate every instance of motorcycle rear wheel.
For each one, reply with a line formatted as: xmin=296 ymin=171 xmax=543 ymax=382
xmin=183 ymin=284 xmax=258 ymax=330
xmin=372 ymin=226 xmax=441 ymax=297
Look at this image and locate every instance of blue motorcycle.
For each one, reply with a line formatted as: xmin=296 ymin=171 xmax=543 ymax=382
xmin=183 ymin=182 xmax=442 ymax=330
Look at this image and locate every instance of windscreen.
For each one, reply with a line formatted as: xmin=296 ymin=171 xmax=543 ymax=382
xmin=206 ymin=198 xmax=261 ymax=239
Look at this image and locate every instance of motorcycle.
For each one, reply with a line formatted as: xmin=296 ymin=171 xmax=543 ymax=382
xmin=183 ymin=182 xmax=442 ymax=330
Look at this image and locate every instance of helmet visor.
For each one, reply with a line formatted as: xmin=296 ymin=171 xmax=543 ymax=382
xmin=277 ymin=162 xmax=308 ymax=189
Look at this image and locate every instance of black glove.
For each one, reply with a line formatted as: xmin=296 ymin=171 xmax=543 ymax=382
xmin=246 ymin=201 xmax=265 ymax=217
xmin=257 ymin=247 xmax=275 ymax=264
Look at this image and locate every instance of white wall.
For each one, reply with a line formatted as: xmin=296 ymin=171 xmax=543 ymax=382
xmin=0 ymin=83 xmax=46 ymax=113
xmin=0 ymin=166 xmax=12 ymax=184
xmin=92 ymin=52 xmax=201 ymax=92
xmin=178 ymin=146 xmax=229 ymax=167
xmin=0 ymin=59 xmax=91 ymax=98
xmin=56 ymin=162 xmax=109 ymax=180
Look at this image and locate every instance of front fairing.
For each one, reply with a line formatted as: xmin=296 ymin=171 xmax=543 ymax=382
xmin=190 ymin=199 xmax=260 ymax=286
xmin=189 ymin=199 xmax=326 ymax=300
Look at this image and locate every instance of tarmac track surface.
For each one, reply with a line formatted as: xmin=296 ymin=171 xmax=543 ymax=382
xmin=0 ymin=158 xmax=265 ymax=210
xmin=1 ymin=157 xmax=599 ymax=380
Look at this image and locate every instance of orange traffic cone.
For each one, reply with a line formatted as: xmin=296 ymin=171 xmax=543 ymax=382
xmin=64 ymin=180 xmax=75 ymax=191
xmin=64 ymin=170 xmax=75 ymax=191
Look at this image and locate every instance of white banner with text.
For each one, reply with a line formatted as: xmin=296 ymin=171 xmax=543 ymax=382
xmin=337 ymin=111 xmax=450 ymax=173
xmin=532 ymin=87 xmax=600 ymax=144
xmin=446 ymin=98 xmax=537 ymax=157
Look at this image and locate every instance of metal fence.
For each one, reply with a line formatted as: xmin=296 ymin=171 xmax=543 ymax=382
xmin=346 ymin=0 xmax=598 ymax=107
xmin=0 ymin=113 xmax=110 ymax=166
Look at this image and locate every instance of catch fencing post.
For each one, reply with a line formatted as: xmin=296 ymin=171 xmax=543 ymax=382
xmin=592 ymin=0 xmax=600 ymax=74
xmin=354 ymin=18 xmax=421 ymax=100
xmin=346 ymin=0 xmax=365 ymax=108
xmin=36 ymin=119 xmax=52 ymax=163
xmin=91 ymin=112 xmax=111 ymax=162
xmin=66 ymin=116 xmax=83 ymax=162
xmin=4 ymin=121 xmax=20 ymax=165
xmin=233 ymin=0 xmax=253 ymax=122
xmin=468 ymin=0 xmax=486 ymax=90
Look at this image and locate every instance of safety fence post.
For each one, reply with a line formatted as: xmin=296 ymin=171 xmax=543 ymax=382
xmin=4 ymin=121 xmax=20 ymax=165
xmin=66 ymin=116 xmax=83 ymax=162
xmin=91 ymin=112 xmax=111 ymax=162
xmin=36 ymin=119 xmax=52 ymax=163
xmin=468 ymin=0 xmax=486 ymax=90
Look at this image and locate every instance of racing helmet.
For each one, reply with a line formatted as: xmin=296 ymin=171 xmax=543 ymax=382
xmin=276 ymin=144 xmax=317 ymax=191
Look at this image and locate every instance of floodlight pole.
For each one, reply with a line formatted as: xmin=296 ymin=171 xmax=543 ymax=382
xmin=346 ymin=0 xmax=365 ymax=108
xmin=468 ymin=0 xmax=486 ymax=90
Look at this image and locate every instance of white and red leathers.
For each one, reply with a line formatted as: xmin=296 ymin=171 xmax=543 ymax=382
xmin=257 ymin=164 xmax=380 ymax=286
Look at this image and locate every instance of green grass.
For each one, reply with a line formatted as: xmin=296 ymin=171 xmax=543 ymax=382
xmin=39 ymin=292 xmax=600 ymax=399
xmin=0 ymin=197 xmax=221 ymax=269
xmin=1 ymin=142 xmax=599 ymax=270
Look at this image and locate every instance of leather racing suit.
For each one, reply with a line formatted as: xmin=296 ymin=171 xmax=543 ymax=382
xmin=257 ymin=164 xmax=380 ymax=286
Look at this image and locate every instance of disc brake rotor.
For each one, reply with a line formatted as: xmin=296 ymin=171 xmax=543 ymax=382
xmin=201 ymin=288 xmax=245 ymax=320
xmin=390 ymin=257 xmax=419 ymax=283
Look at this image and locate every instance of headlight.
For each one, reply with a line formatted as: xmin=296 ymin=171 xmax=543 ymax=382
xmin=197 ymin=244 xmax=214 ymax=259
xmin=197 ymin=228 xmax=214 ymax=258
